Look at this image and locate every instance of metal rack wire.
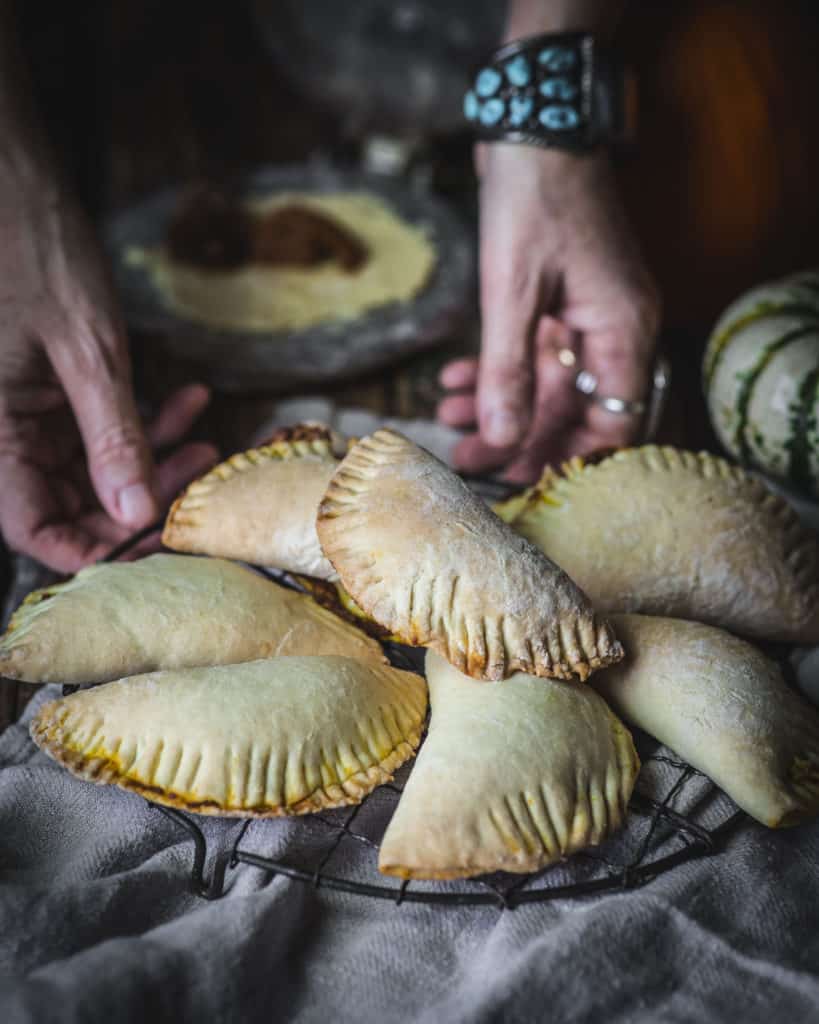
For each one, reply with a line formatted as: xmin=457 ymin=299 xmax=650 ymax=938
xmin=147 ymin=753 xmax=745 ymax=909
xmin=48 ymin=516 xmax=747 ymax=910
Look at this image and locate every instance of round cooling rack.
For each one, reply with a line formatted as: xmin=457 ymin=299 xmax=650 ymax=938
xmin=104 ymin=163 xmax=474 ymax=394
xmin=52 ymin=523 xmax=750 ymax=911
xmin=143 ymin=740 xmax=745 ymax=910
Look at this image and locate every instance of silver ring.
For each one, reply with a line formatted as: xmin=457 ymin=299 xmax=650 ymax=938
xmin=594 ymin=394 xmax=646 ymax=416
xmin=574 ymin=355 xmax=671 ymax=440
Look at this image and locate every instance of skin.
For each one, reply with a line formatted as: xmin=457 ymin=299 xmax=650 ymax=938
xmin=438 ymin=0 xmax=661 ymax=482
xmin=0 ymin=0 xmax=658 ymax=567
xmin=0 ymin=2 xmax=217 ymax=571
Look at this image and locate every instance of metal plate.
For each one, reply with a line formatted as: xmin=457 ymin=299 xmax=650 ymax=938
xmin=105 ymin=164 xmax=474 ymax=394
xmin=249 ymin=0 xmax=504 ymax=137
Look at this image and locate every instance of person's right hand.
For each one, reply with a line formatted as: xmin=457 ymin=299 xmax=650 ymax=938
xmin=0 ymin=175 xmax=217 ymax=572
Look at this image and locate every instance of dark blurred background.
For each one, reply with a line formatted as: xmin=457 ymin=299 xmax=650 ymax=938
xmin=20 ymin=0 xmax=819 ymax=329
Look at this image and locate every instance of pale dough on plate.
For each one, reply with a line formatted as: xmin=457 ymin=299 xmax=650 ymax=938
xmin=133 ymin=192 xmax=436 ymax=332
xmin=163 ymin=430 xmax=338 ymax=579
xmin=594 ymin=614 xmax=819 ymax=828
xmin=317 ymin=429 xmax=623 ymax=681
xmin=495 ymin=446 xmax=819 ymax=644
xmin=378 ymin=650 xmax=639 ymax=879
xmin=0 ymin=554 xmax=383 ymax=686
xmin=30 ymin=656 xmax=427 ymax=817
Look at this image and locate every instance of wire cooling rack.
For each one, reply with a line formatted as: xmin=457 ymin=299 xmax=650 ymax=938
xmin=49 ymin=517 xmax=747 ymax=911
xmin=146 ymin=749 xmax=745 ymax=910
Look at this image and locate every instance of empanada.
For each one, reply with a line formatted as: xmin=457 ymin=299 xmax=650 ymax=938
xmin=378 ymin=651 xmax=639 ymax=879
xmin=317 ymin=429 xmax=622 ymax=681
xmin=594 ymin=614 xmax=819 ymax=828
xmin=30 ymin=656 xmax=427 ymax=816
xmin=496 ymin=447 xmax=819 ymax=644
xmin=0 ymin=554 xmax=383 ymax=685
xmin=163 ymin=427 xmax=338 ymax=579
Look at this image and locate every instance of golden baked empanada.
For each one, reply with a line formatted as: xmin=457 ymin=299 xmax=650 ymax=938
xmin=0 ymin=554 xmax=383 ymax=685
xmin=594 ymin=614 xmax=819 ymax=827
xmin=317 ymin=429 xmax=622 ymax=681
xmin=163 ymin=428 xmax=338 ymax=579
xmin=496 ymin=447 xmax=819 ymax=644
xmin=378 ymin=651 xmax=639 ymax=879
xmin=30 ymin=656 xmax=427 ymax=816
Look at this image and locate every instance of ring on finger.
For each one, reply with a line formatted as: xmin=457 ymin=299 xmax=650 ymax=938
xmin=573 ymin=355 xmax=672 ymax=438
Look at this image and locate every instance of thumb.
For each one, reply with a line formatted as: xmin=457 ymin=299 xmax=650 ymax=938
xmin=49 ymin=329 xmax=159 ymax=528
xmin=476 ymin=213 xmax=544 ymax=447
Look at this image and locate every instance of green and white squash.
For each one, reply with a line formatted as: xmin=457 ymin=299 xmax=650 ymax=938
xmin=704 ymin=270 xmax=819 ymax=496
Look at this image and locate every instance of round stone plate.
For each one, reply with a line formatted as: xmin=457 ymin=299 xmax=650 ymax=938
xmin=105 ymin=163 xmax=475 ymax=393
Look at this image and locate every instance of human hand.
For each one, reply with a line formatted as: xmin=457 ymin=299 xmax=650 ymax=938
xmin=437 ymin=144 xmax=660 ymax=482
xmin=0 ymin=177 xmax=217 ymax=571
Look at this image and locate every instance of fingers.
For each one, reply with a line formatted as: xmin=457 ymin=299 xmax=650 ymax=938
xmin=474 ymin=319 xmax=579 ymax=483
xmin=0 ymin=457 xmax=112 ymax=572
xmin=56 ymin=443 xmax=219 ymax=567
xmin=47 ymin=326 xmax=158 ymax=530
xmin=438 ymin=358 xmax=479 ymax=391
xmin=155 ymin=441 xmax=219 ymax=505
xmin=147 ymin=383 xmax=211 ymax=448
xmin=475 ymin=317 xmax=536 ymax=447
xmin=580 ymin=320 xmax=657 ymax=449
xmin=476 ymin=220 xmax=545 ymax=447
xmin=437 ymin=394 xmax=476 ymax=429
xmin=450 ymin=433 xmax=515 ymax=476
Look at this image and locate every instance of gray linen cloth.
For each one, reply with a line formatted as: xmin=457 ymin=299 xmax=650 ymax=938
xmin=2 ymin=686 xmax=819 ymax=1024
xmin=3 ymin=412 xmax=819 ymax=1022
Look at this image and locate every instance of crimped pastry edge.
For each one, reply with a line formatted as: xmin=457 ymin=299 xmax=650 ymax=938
xmin=30 ymin=703 xmax=423 ymax=818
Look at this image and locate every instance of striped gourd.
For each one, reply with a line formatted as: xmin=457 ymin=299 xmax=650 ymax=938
xmin=704 ymin=270 xmax=819 ymax=496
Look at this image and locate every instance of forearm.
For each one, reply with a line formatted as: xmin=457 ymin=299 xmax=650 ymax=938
xmin=503 ymin=0 xmax=624 ymax=41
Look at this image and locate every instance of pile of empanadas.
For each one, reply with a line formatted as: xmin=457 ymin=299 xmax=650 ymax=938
xmin=4 ymin=424 xmax=819 ymax=881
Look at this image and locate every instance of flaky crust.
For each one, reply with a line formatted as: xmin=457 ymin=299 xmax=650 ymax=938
xmin=497 ymin=446 xmax=819 ymax=644
xmin=30 ymin=656 xmax=427 ymax=817
xmin=595 ymin=614 xmax=819 ymax=828
xmin=316 ymin=429 xmax=623 ymax=681
xmin=162 ymin=431 xmax=339 ymax=579
xmin=378 ymin=651 xmax=639 ymax=879
xmin=0 ymin=554 xmax=383 ymax=685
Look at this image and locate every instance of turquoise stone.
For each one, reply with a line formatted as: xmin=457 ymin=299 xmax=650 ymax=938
xmin=539 ymin=77 xmax=578 ymax=101
xmin=509 ymin=95 xmax=533 ymax=126
xmin=538 ymin=105 xmax=580 ymax=130
xmin=463 ymin=90 xmax=480 ymax=121
xmin=537 ymin=46 xmax=577 ymax=73
xmin=504 ymin=55 xmax=530 ymax=87
xmin=475 ymin=67 xmax=502 ymax=98
xmin=479 ymin=98 xmax=505 ymax=126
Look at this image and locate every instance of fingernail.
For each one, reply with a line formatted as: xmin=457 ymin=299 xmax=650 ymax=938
xmin=485 ymin=410 xmax=521 ymax=447
xmin=117 ymin=483 xmax=157 ymax=527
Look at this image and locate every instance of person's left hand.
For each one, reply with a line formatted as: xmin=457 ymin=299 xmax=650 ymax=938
xmin=437 ymin=144 xmax=660 ymax=483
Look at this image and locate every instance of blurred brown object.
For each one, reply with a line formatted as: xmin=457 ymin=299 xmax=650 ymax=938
xmin=166 ymin=188 xmax=368 ymax=272
xmin=251 ymin=206 xmax=368 ymax=271
xmin=617 ymin=0 xmax=819 ymax=333
xmin=166 ymin=187 xmax=252 ymax=269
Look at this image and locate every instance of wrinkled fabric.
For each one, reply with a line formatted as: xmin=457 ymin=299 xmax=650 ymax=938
xmin=2 ymin=686 xmax=819 ymax=1024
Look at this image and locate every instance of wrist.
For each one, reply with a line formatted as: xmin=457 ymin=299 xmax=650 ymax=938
xmin=503 ymin=2 xmax=622 ymax=43
xmin=474 ymin=140 xmax=608 ymax=181
xmin=465 ymin=30 xmax=633 ymax=154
